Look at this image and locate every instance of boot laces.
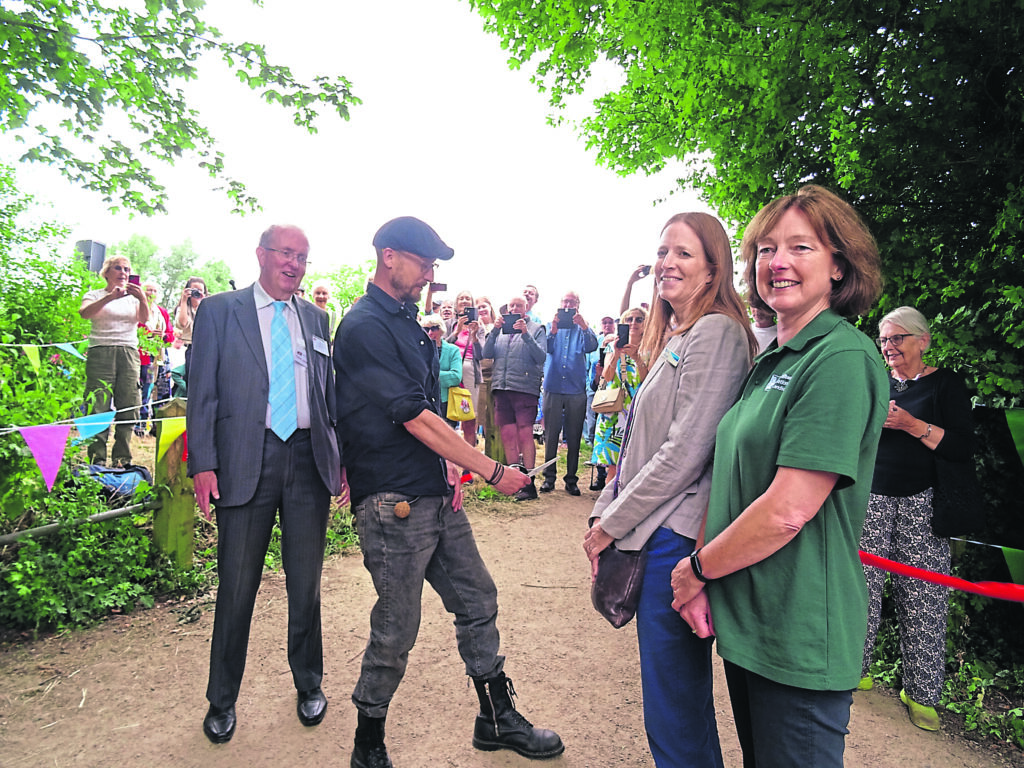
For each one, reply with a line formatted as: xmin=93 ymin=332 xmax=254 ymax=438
xmin=497 ymin=677 xmax=535 ymax=730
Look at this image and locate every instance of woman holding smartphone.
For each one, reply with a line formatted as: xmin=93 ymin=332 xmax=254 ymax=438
xmin=592 ymin=306 xmax=649 ymax=483
xmin=79 ymin=255 xmax=149 ymax=466
xmin=174 ymin=275 xmax=206 ymax=385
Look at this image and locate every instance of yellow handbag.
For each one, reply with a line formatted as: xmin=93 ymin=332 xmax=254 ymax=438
xmin=447 ymin=384 xmax=475 ymax=421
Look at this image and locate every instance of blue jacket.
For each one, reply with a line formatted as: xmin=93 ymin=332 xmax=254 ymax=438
xmin=544 ymin=323 xmax=598 ymax=395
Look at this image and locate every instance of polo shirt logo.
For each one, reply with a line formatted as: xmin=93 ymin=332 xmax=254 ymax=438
xmin=765 ymin=373 xmax=792 ymax=393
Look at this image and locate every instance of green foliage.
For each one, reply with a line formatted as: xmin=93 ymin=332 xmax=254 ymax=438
xmin=0 ymin=480 xmax=204 ymax=632
xmin=0 ymin=164 xmax=95 ymax=527
xmin=324 ymin=504 xmax=359 ymax=556
xmin=110 ymin=234 xmax=159 ymax=284
xmin=0 ymin=0 xmax=360 ymax=215
xmin=111 ymin=234 xmax=236 ymax=306
xmin=306 ymin=259 xmax=374 ymax=317
xmin=469 ymin=0 xmax=1024 ymax=406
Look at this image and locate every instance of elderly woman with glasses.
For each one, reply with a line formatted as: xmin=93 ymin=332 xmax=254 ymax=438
xmin=420 ymin=314 xmax=464 ymax=427
xmin=857 ymin=306 xmax=975 ymax=732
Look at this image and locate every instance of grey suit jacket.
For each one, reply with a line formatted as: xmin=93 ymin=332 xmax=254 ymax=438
xmin=186 ymin=284 xmax=342 ymax=506
xmin=592 ymin=313 xmax=751 ymax=550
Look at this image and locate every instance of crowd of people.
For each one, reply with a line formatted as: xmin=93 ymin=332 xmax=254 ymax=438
xmin=76 ymin=186 xmax=975 ymax=766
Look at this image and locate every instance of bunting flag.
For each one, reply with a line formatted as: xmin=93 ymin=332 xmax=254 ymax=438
xmin=72 ymin=411 xmax=116 ymax=442
xmin=21 ymin=345 xmax=40 ymax=374
xmin=157 ymin=417 xmax=187 ymax=461
xmin=1004 ymin=547 xmax=1024 ymax=586
xmin=1005 ymin=408 xmax=1024 ymax=468
xmin=860 ymin=550 xmax=1024 ymax=603
xmin=19 ymin=424 xmax=73 ymax=491
xmin=54 ymin=342 xmax=86 ymax=360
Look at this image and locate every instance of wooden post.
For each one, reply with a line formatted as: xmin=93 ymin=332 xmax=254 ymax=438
xmin=152 ymin=397 xmax=194 ymax=568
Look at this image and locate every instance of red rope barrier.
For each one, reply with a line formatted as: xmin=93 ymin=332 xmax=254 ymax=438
xmin=859 ymin=551 xmax=1024 ymax=603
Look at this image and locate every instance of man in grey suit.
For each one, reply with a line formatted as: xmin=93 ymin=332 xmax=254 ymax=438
xmin=187 ymin=224 xmax=342 ymax=744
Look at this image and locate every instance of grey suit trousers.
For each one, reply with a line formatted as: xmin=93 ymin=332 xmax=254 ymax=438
xmin=206 ymin=429 xmax=330 ymax=708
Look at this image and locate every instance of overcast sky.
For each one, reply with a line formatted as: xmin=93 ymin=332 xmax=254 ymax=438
xmin=3 ymin=0 xmax=714 ymax=318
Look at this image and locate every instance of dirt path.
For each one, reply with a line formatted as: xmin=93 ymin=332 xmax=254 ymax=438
xmin=1 ymin=488 xmax=1021 ymax=767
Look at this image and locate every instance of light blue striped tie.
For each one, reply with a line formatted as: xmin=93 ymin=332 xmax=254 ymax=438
xmin=269 ymin=301 xmax=297 ymax=440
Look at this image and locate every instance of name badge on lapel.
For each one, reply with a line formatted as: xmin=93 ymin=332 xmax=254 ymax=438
xmin=312 ymin=336 xmax=329 ymax=356
xmin=294 ymin=347 xmax=309 ymax=368
xmin=660 ymin=347 xmax=681 ymax=367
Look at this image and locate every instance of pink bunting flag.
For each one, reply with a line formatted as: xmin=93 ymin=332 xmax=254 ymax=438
xmin=19 ymin=424 xmax=73 ymax=491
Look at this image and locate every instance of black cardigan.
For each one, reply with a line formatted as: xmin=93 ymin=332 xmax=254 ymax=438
xmin=870 ymin=368 xmax=974 ymax=497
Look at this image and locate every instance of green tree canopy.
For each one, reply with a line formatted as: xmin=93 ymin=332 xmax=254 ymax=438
xmin=468 ymin=0 xmax=1024 ymax=405
xmin=0 ymin=0 xmax=360 ymax=216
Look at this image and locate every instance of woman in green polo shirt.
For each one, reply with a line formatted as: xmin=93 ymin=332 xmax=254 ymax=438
xmin=670 ymin=185 xmax=888 ymax=767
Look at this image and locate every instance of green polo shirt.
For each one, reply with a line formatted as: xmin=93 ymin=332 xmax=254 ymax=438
xmin=706 ymin=309 xmax=888 ymax=690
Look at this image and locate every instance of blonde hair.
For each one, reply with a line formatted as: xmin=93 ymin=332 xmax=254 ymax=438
xmin=99 ymin=256 xmax=131 ymax=280
xmin=620 ymin=306 xmax=648 ymax=323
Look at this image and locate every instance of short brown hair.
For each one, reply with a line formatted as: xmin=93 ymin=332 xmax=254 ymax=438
xmin=741 ymin=185 xmax=882 ymax=317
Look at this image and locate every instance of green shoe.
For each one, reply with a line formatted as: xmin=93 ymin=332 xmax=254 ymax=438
xmin=900 ymin=689 xmax=940 ymax=731
xmin=856 ymin=676 xmax=874 ymax=691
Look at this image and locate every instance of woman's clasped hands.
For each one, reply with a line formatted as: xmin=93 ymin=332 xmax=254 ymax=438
xmin=670 ymin=559 xmax=716 ymax=639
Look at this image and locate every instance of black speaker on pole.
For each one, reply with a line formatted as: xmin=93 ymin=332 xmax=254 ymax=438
xmin=76 ymin=240 xmax=107 ymax=272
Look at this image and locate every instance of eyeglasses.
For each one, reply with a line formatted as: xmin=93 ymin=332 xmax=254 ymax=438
xmin=263 ymin=246 xmax=309 ymax=265
xmin=424 ymin=325 xmax=443 ymax=332
xmin=624 ymin=317 xmax=645 ymax=324
xmin=876 ymin=334 xmax=917 ymax=348
xmin=397 ymin=251 xmax=438 ymax=273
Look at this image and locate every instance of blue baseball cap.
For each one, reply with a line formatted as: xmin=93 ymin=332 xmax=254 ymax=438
xmin=372 ymin=216 xmax=454 ymax=261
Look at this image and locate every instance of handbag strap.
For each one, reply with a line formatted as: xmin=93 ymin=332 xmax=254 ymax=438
xmin=611 ymin=399 xmax=639 ymax=500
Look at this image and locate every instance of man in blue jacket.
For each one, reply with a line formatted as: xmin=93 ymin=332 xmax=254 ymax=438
xmin=540 ymin=290 xmax=598 ymax=495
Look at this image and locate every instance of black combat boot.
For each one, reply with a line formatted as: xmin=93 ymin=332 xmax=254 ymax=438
xmin=351 ymin=712 xmax=392 ymax=768
xmin=472 ymin=673 xmax=564 ymax=759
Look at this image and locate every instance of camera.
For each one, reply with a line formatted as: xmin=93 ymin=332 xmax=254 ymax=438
xmin=463 ymin=307 xmax=478 ymax=321
xmin=190 ymin=289 xmax=203 ymax=299
xmin=128 ymin=274 xmax=141 ymax=286
xmin=556 ymin=308 xmax=575 ymax=327
xmin=639 ymin=265 xmax=651 ymax=278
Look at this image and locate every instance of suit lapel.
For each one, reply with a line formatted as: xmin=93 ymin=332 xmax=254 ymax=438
xmin=232 ymin=286 xmax=268 ymax=380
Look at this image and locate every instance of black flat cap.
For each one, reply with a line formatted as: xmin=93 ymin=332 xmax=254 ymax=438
xmin=372 ymin=216 xmax=454 ymax=261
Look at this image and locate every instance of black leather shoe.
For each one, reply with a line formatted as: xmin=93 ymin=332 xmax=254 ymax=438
xmin=589 ymin=478 xmax=606 ymax=491
xmin=539 ymin=480 xmax=555 ymax=493
xmin=203 ymin=703 xmax=236 ymax=744
xmin=565 ymin=482 xmax=581 ymax=496
xmin=297 ymin=687 xmax=327 ymax=726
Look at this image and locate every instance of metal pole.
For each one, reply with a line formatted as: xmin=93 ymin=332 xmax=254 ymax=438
xmin=0 ymin=500 xmax=161 ymax=546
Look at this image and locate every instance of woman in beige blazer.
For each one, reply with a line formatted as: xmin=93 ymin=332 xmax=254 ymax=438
xmin=584 ymin=212 xmax=756 ymax=768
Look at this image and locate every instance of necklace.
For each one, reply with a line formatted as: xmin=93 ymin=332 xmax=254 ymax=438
xmin=891 ymin=365 xmax=928 ymax=392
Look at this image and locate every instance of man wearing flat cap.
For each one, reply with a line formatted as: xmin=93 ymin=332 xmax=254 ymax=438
xmin=334 ymin=216 xmax=564 ymax=768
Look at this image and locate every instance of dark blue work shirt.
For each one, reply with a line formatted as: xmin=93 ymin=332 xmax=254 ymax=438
xmin=333 ymin=284 xmax=449 ymax=505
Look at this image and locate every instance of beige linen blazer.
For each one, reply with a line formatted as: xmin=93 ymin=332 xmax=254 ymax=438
xmin=592 ymin=313 xmax=751 ymax=551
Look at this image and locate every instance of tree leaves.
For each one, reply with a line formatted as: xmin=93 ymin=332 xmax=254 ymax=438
xmin=469 ymin=0 xmax=1024 ymax=405
xmin=0 ymin=0 xmax=361 ymax=216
